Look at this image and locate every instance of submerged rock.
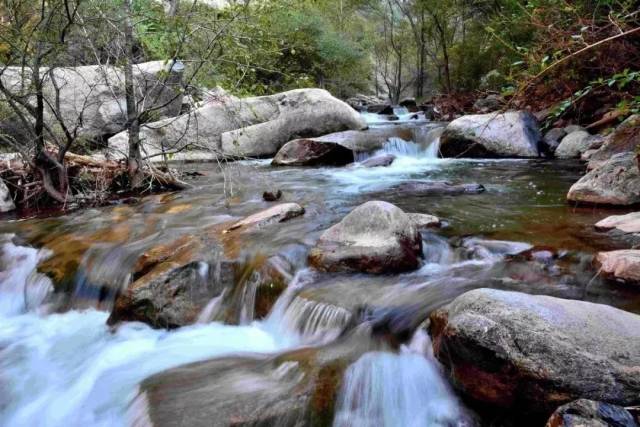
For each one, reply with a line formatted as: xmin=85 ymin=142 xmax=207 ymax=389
xmin=439 ymin=111 xmax=541 ymax=158
xmin=225 ymin=203 xmax=305 ymax=233
xmin=272 ymin=139 xmax=354 ymax=166
xmin=595 ymin=250 xmax=640 ymax=284
xmin=309 ymin=201 xmax=422 ymax=274
xmin=0 ymin=179 xmax=15 ymax=213
xmin=132 ymin=329 xmax=372 ymax=427
xmin=430 ymin=289 xmax=640 ymax=415
xmin=555 ymin=131 xmax=604 ymax=159
xmin=394 ymin=181 xmax=486 ymax=196
xmin=545 ymin=399 xmax=637 ymax=427
xmin=567 ymin=152 xmax=640 ymax=206
xmin=359 ymin=153 xmax=396 ymax=168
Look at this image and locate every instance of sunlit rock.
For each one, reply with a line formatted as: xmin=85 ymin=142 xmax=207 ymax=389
xmin=225 ymin=203 xmax=305 ymax=233
xmin=309 ymin=201 xmax=422 ymax=274
xmin=595 ymin=250 xmax=640 ymax=284
xmin=440 ymin=111 xmax=541 ymax=158
xmin=596 ymin=212 xmax=640 ymax=234
xmin=109 ymin=88 xmax=365 ymax=160
xmin=430 ymin=289 xmax=640 ymax=415
xmin=567 ymin=152 xmax=640 ymax=206
xmin=2 ymin=61 xmax=183 ymax=140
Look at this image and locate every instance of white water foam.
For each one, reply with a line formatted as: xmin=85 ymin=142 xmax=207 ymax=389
xmin=0 ymin=236 xmax=53 ymax=316
xmin=333 ymin=330 xmax=464 ymax=427
xmin=0 ymin=242 xmax=297 ymax=427
xmin=327 ymin=137 xmax=443 ymax=194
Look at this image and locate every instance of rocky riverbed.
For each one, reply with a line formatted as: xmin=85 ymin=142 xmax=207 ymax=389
xmin=0 ymin=108 xmax=639 ymax=427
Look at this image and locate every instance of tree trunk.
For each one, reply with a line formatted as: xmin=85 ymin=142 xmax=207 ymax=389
xmin=33 ymin=48 xmax=68 ymax=203
xmin=123 ymin=0 xmax=144 ymax=189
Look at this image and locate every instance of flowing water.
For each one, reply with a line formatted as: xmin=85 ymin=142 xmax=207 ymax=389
xmin=0 ymin=112 xmax=638 ymax=426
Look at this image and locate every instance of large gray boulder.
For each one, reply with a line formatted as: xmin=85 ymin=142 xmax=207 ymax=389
xmin=567 ymin=152 xmax=640 ymax=206
xmin=1 ymin=61 xmax=183 ymax=140
xmin=439 ymin=111 xmax=541 ymax=158
xmin=108 ymin=88 xmax=366 ymax=160
xmin=555 ymin=130 xmax=604 ymax=159
xmin=308 ymin=201 xmax=422 ymax=274
xmin=430 ymin=289 xmax=640 ymax=415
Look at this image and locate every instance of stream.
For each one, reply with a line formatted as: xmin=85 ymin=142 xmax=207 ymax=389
xmin=0 ymin=113 xmax=638 ymax=427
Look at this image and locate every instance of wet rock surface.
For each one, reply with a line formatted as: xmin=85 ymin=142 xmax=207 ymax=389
xmin=588 ymin=115 xmax=640 ymax=170
xmin=430 ymin=288 xmax=640 ymax=415
xmin=358 ymin=153 xmax=396 ymax=167
xmin=225 ymin=203 xmax=305 ymax=232
xmin=545 ymin=399 xmax=638 ymax=427
xmin=309 ymin=201 xmax=423 ymax=274
xmin=567 ymin=152 xmax=640 ymax=206
xmin=108 ymin=260 xmax=231 ymax=328
xmin=272 ymin=139 xmax=355 ymax=166
xmin=133 ymin=330 xmax=374 ymax=427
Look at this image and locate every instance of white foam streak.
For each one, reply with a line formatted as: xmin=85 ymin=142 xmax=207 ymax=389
xmin=333 ymin=333 xmax=464 ymax=427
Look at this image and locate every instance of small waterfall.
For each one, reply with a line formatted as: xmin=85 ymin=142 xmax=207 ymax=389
xmin=422 ymin=233 xmax=455 ymax=266
xmin=333 ymin=331 xmax=464 ymax=427
xmin=379 ymin=137 xmax=423 ymax=157
xmin=0 ymin=235 xmax=53 ymax=316
xmin=276 ymin=296 xmax=353 ymax=344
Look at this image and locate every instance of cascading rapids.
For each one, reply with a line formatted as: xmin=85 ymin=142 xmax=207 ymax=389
xmin=0 ymin=241 xmax=294 ymax=427
xmin=333 ymin=330 xmax=465 ymax=427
